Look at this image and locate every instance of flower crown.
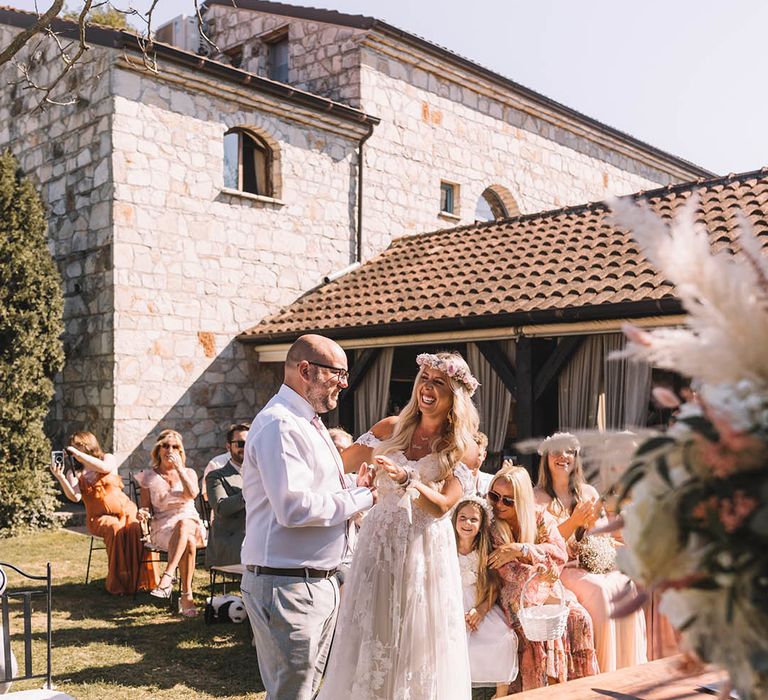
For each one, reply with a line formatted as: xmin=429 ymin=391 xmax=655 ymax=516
xmin=537 ymin=432 xmax=580 ymax=456
xmin=456 ymin=494 xmax=494 ymax=522
xmin=416 ymin=353 xmax=479 ymax=396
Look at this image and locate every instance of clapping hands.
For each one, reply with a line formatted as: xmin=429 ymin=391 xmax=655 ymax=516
xmin=572 ymin=499 xmax=601 ymax=529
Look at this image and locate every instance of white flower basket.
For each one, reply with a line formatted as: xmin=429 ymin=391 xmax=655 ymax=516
xmin=518 ymin=570 xmax=569 ymax=642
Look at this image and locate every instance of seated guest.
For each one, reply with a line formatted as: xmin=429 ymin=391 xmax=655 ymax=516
xmin=205 ymin=423 xmax=249 ymax=569
xmin=534 ymin=432 xmax=647 ymax=672
xmin=488 ymin=464 xmax=598 ymax=692
xmin=50 ymin=431 xmax=157 ymax=594
xmin=135 ymin=429 xmax=207 ymax=617
xmin=467 ymin=432 xmax=495 ymax=496
xmin=201 ymin=451 xmax=230 ymax=503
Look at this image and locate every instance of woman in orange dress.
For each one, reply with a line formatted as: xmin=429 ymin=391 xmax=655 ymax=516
xmin=50 ymin=431 xmax=157 ymax=594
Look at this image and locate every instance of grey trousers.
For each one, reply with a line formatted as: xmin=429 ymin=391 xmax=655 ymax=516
xmin=241 ymin=569 xmax=339 ymax=700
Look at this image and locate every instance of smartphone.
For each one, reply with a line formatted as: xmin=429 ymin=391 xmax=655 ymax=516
xmin=51 ymin=450 xmax=65 ymax=468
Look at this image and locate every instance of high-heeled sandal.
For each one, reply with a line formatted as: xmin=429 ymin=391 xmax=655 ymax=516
xmin=179 ymin=591 xmax=198 ymax=617
xmin=149 ymin=571 xmax=177 ymax=599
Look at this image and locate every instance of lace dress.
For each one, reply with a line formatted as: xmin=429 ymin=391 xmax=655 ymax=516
xmin=317 ymin=432 xmax=472 ymax=700
xmin=459 ymin=550 xmax=519 ymax=688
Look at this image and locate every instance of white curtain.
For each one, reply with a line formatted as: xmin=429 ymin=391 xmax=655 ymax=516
xmin=559 ymin=333 xmax=652 ymax=431
xmin=354 ymin=348 xmax=394 ymax=437
xmin=604 ymin=333 xmax=652 ymax=429
xmin=467 ymin=341 xmax=515 ymax=453
xmin=558 ymin=335 xmax=604 ymax=430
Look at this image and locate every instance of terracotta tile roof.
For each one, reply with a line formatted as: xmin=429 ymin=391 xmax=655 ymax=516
xmin=240 ymin=168 xmax=768 ymax=343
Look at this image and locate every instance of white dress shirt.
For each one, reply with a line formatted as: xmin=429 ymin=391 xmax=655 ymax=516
xmin=241 ymin=384 xmax=374 ymax=569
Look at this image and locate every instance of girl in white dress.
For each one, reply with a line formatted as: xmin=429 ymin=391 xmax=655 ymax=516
xmin=317 ymin=352 xmax=480 ymax=700
xmin=453 ymin=495 xmax=519 ymax=697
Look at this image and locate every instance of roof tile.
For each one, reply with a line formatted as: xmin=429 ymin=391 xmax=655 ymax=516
xmin=242 ymin=168 xmax=768 ymax=341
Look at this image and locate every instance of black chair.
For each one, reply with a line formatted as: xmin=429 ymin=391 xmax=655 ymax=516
xmin=128 ymin=474 xmax=177 ymax=611
xmin=0 ymin=561 xmax=75 ymax=698
xmin=84 ymin=536 xmax=106 ymax=585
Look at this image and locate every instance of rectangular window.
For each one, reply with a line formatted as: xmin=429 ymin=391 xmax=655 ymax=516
xmin=224 ymin=44 xmax=244 ymax=69
xmin=440 ymin=181 xmax=457 ymax=215
xmin=268 ymin=36 xmax=289 ymax=82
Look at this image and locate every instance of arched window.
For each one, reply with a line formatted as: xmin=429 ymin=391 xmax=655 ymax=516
xmin=223 ymin=128 xmax=272 ymax=196
xmin=474 ymin=185 xmax=520 ymax=222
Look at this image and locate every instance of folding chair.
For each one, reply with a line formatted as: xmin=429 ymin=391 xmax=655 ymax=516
xmin=128 ymin=474 xmax=177 ymax=611
xmin=0 ymin=561 xmax=76 ymax=699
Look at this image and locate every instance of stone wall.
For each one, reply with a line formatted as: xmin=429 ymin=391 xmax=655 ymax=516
xmin=205 ymin=6 xmax=365 ymax=107
xmin=0 ymin=27 xmax=116 ymax=450
xmin=356 ymin=44 xmax=671 ymax=256
xmin=202 ymin=9 xmax=697 ymax=261
xmin=108 ymin=61 xmax=366 ymax=470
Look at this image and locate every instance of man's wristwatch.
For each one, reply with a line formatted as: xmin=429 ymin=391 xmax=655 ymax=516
xmin=520 ymin=543 xmax=530 ymax=559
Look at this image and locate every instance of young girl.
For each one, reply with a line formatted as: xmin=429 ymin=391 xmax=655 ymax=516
xmin=453 ymin=496 xmax=518 ymax=697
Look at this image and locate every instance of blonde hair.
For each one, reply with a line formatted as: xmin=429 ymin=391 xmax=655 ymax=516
xmin=490 ymin=465 xmax=537 ymax=544
xmin=377 ymin=352 xmax=479 ymax=481
xmin=150 ymin=429 xmax=187 ymax=469
xmin=452 ymin=498 xmax=498 ymax=609
xmin=474 ymin=431 xmax=488 ymax=451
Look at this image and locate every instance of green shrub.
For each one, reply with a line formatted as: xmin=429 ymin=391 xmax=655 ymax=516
xmin=0 ymin=149 xmax=65 ymax=536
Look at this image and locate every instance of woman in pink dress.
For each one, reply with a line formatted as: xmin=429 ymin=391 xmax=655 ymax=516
xmin=135 ymin=429 xmax=206 ymax=616
xmin=534 ymin=432 xmax=647 ymax=672
xmin=488 ymin=464 xmax=598 ymax=692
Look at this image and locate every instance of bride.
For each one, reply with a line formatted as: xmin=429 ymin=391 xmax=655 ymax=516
xmin=318 ymin=352 xmax=480 ymax=699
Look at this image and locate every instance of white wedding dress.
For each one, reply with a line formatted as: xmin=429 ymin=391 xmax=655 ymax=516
xmin=317 ymin=433 xmax=472 ymax=700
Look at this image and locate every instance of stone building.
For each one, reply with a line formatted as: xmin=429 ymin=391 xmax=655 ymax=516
xmin=0 ymin=2 xmax=711 ymax=472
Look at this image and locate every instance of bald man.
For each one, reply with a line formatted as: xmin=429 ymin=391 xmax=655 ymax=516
xmin=240 ymin=334 xmax=376 ymax=700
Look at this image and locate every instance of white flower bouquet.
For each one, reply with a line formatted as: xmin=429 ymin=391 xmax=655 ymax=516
xmin=607 ymin=196 xmax=768 ymax=700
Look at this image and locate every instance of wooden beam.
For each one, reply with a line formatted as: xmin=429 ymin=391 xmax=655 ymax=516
xmin=533 ymin=335 xmax=585 ymax=401
xmin=345 ymin=347 xmax=381 ymax=395
xmin=476 ymin=341 xmax=517 ymax=399
xmin=516 ymin=337 xmax=534 ymax=469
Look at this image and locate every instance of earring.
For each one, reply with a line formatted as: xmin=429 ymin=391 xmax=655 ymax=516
xmin=447 ymin=411 xmax=453 ymax=425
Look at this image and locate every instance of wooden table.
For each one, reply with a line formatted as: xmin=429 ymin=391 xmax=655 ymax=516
xmin=507 ymin=655 xmax=726 ymax=700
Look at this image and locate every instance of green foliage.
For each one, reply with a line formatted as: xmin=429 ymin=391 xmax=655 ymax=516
xmin=0 ymin=149 xmax=65 ymax=536
xmin=62 ymin=4 xmax=130 ymax=30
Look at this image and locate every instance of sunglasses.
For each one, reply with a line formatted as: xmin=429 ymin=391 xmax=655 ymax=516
xmin=487 ymin=491 xmax=515 ymax=507
xmin=160 ymin=443 xmax=181 ymax=450
xmin=229 ymin=440 xmax=246 ymax=448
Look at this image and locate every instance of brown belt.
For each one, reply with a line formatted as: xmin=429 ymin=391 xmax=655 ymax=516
xmin=245 ymin=565 xmax=338 ymax=579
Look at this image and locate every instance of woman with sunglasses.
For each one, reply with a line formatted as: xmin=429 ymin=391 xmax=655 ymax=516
xmin=318 ymin=352 xmax=480 ymax=700
xmin=487 ymin=464 xmax=598 ymax=692
xmin=135 ymin=429 xmax=206 ymax=616
xmin=534 ymin=433 xmax=647 ymax=672
xmin=50 ymin=431 xmax=157 ymax=594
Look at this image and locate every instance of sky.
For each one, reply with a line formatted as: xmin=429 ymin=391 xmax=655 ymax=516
xmin=12 ymin=0 xmax=768 ymax=175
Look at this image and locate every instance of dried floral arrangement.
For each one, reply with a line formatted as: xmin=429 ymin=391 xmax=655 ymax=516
xmin=607 ymin=196 xmax=768 ymax=700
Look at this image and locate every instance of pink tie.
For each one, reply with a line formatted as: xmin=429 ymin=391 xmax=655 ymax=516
xmin=311 ymin=415 xmax=351 ymax=558
xmin=311 ymin=415 xmax=347 ymax=490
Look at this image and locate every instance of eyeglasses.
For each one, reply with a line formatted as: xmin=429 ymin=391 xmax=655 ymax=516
xmin=229 ymin=440 xmax=246 ymax=448
xmin=487 ymin=491 xmax=515 ymax=507
xmin=160 ymin=443 xmax=181 ymax=450
xmin=307 ymin=361 xmax=350 ymax=381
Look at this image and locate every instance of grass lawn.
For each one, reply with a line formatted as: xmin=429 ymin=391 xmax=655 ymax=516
xmin=1 ymin=528 xmax=265 ymax=699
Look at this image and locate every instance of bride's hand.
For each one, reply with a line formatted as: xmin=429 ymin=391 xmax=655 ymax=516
xmin=374 ymin=456 xmax=408 ymax=484
xmin=356 ymin=462 xmax=377 ymax=488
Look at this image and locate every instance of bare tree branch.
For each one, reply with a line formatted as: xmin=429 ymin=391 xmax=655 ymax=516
xmin=0 ymin=0 xmax=65 ymax=67
xmin=194 ymin=0 xmax=218 ymax=54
